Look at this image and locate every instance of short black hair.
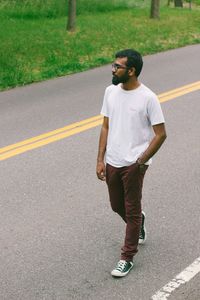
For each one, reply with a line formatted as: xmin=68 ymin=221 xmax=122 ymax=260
xmin=115 ymin=49 xmax=143 ymax=77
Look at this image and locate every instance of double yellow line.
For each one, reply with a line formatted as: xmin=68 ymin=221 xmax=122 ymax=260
xmin=158 ymin=81 xmax=200 ymax=103
xmin=1 ymin=81 xmax=200 ymax=161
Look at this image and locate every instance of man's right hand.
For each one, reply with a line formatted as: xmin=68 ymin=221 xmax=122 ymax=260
xmin=96 ymin=161 xmax=106 ymax=181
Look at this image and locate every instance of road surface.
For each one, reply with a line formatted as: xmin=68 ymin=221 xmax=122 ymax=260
xmin=0 ymin=44 xmax=200 ymax=300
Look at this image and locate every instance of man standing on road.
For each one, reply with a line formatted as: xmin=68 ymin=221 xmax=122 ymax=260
xmin=96 ymin=49 xmax=167 ymax=277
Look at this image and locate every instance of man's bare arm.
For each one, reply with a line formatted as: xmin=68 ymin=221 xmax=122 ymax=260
xmin=96 ymin=117 xmax=109 ymax=181
xmin=137 ymin=123 xmax=167 ymax=165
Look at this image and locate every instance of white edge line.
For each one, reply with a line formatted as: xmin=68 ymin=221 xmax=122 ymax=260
xmin=151 ymin=257 xmax=200 ymax=300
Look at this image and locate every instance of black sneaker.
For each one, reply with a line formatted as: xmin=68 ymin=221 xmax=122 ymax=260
xmin=139 ymin=211 xmax=146 ymax=245
xmin=111 ymin=260 xmax=134 ymax=277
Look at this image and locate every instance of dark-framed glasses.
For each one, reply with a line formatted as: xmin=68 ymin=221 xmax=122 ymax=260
xmin=112 ymin=63 xmax=127 ymax=71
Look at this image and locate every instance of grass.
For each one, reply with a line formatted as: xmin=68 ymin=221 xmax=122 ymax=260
xmin=0 ymin=0 xmax=200 ymax=90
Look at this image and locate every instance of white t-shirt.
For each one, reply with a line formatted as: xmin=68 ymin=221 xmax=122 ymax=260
xmin=101 ymin=83 xmax=165 ymax=167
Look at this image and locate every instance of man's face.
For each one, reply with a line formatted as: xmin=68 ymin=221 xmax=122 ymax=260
xmin=112 ymin=57 xmax=130 ymax=85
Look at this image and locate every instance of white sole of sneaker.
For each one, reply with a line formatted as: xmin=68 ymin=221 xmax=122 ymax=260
xmin=111 ymin=263 xmax=134 ymax=277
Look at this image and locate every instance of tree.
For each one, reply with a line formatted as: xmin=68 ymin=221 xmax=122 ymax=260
xmin=67 ymin=0 xmax=76 ymax=32
xmin=174 ymin=0 xmax=183 ymax=7
xmin=150 ymin=0 xmax=160 ymax=18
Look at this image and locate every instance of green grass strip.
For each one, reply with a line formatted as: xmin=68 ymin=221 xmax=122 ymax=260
xmin=0 ymin=1 xmax=200 ymax=90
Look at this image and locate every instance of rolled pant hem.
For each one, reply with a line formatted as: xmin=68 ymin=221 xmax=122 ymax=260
xmin=120 ymin=256 xmax=134 ymax=262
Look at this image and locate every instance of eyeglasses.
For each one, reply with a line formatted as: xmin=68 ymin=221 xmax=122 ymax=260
xmin=112 ymin=63 xmax=128 ymax=71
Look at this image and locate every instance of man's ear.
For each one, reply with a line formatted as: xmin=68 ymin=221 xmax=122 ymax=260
xmin=128 ymin=67 xmax=135 ymax=76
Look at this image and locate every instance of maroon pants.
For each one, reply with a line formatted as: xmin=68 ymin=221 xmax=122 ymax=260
xmin=106 ymin=163 xmax=148 ymax=262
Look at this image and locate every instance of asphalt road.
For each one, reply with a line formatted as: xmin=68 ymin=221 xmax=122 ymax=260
xmin=0 ymin=44 xmax=200 ymax=300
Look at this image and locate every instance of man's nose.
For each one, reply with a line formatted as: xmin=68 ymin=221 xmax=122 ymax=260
xmin=112 ymin=65 xmax=116 ymax=73
xmin=112 ymin=68 xmax=116 ymax=75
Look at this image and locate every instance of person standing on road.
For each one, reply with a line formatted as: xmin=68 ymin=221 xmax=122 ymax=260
xmin=96 ymin=49 xmax=167 ymax=277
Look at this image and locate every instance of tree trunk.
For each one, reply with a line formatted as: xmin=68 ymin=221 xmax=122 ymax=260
xmin=174 ymin=0 xmax=183 ymax=7
xmin=67 ymin=0 xmax=76 ymax=32
xmin=150 ymin=0 xmax=160 ymax=19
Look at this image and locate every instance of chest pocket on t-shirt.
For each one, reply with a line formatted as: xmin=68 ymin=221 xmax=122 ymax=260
xmin=128 ymin=106 xmax=148 ymax=135
xmin=129 ymin=107 xmax=143 ymax=120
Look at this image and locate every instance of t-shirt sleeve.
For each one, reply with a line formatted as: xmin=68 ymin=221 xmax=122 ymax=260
xmin=100 ymin=87 xmax=110 ymax=117
xmin=147 ymin=94 xmax=165 ymax=125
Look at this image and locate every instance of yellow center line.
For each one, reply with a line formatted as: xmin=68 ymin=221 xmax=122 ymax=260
xmin=159 ymin=81 xmax=200 ymax=102
xmin=0 ymin=114 xmax=103 ymax=154
xmin=1 ymin=81 xmax=200 ymax=161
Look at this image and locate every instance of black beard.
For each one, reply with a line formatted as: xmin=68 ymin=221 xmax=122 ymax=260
xmin=112 ymin=71 xmax=129 ymax=85
xmin=112 ymin=75 xmax=121 ymax=85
